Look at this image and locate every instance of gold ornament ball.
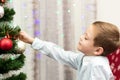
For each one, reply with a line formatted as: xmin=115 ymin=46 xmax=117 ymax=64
xmin=17 ymin=40 xmax=26 ymax=53
xmin=0 ymin=6 xmax=4 ymax=18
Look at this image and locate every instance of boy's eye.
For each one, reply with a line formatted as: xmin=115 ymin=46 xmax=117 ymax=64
xmin=84 ymin=35 xmax=88 ymax=40
xmin=84 ymin=37 xmax=88 ymax=40
xmin=83 ymin=33 xmax=88 ymax=40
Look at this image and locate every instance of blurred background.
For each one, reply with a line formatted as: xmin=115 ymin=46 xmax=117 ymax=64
xmin=12 ymin=0 xmax=120 ymax=80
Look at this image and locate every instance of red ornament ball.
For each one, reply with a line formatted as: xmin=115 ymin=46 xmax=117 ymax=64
xmin=0 ymin=0 xmax=6 ymax=3
xmin=0 ymin=38 xmax=13 ymax=50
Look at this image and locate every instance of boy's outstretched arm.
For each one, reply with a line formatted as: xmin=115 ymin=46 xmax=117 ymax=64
xmin=19 ymin=31 xmax=34 ymax=44
xmin=18 ymin=31 xmax=84 ymax=69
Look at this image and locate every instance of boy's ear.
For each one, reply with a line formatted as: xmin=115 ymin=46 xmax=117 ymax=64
xmin=94 ymin=47 xmax=104 ymax=56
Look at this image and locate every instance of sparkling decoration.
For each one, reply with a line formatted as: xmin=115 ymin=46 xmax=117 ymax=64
xmin=67 ymin=9 xmax=71 ymax=13
xmin=0 ymin=6 xmax=4 ymax=18
xmin=34 ymin=30 xmax=41 ymax=36
xmin=0 ymin=38 xmax=13 ymax=51
xmin=0 ymin=54 xmax=20 ymax=60
xmin=9 ymin=0 xmax=13 ymax=3
xmin=56 ymin=11 xmax=60 ymax=15
xmin=61 ymin=34 xmax=64 ymax=38
xmin=10 ymin=56 xmax=15 ymax=60
xmin=17 ymin=40 xmax=26 ymax=53
xmin=72 ymin=3 xmax=76 ymax=7
xmin=34 ymin=19 xmax=40 ymax=25
xmin=36 ymin=53 xmax=41 ymax=59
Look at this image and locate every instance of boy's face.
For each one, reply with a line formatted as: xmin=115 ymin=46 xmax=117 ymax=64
xmin=77 ymin=25 xmax=98 ymax=55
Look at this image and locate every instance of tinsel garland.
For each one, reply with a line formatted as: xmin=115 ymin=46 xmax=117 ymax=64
xmin=0 ymin=54 xmax=20 ymax=60
xmin=2 ymin=72 xmax=26 ymax=80
xmin=0 ymin=70 xmax=26 ymax=79
xmin=0 ymin=54 xmax=25 ymax=74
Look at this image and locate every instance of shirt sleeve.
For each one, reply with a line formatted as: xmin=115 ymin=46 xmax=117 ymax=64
xmin=31 ymin=38 xmax=84 ymax=69
xmin=90 ymin=65 xmax=114 ymax=80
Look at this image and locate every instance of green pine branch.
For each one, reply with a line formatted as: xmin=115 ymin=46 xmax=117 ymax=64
xmin=0 ymin=54 xmax=25 ymax=74
xmin=0 ymin=22 xmax=21 ymax=37
xmin=0 ymin=7 xmax=15 ymax=22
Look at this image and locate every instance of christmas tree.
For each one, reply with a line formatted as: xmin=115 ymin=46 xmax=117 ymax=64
xmin=0 ymin=0 xmax=26 ymax=80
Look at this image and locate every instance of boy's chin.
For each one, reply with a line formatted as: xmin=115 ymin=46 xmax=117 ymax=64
xmin=77 ymin=47 xmax=81 ymax=51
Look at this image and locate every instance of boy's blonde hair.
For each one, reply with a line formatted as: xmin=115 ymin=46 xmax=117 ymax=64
xmin=92 ymin=21 xmax=120 ymax=56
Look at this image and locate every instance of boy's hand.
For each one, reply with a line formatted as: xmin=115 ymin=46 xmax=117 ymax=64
xmin=18 ymin=31 xmax=34 ymax=44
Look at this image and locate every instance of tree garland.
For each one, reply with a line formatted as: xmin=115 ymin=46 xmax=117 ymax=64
xmin=2 ymin=72 xmax=26 ymax=80
xmin=0 ymin=54 xmax=25 ymax=74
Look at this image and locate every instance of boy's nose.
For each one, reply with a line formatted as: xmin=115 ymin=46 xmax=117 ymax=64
xmin=80 ymin=36 xmax=83 ymax=41
xmin=80 ymin=35 xmax=84 ymax=41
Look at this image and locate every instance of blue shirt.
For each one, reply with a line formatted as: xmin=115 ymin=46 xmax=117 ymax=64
xmin=32 ymin=38 xmax=114 ymax=80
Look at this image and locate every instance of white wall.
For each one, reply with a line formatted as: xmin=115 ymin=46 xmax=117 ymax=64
xmin=96 ymin=0 xmax=120 ymax=28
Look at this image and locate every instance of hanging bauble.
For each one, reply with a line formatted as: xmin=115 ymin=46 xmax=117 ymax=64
xmin=0 ymin=0 xmax=6 ymax=3
xmin=0 ymin=6 xmax=4 ymax=18
xmin=0 ymin=38 xmax=13 ymax=51
xmin=17 ymin=40 xmax=26 ymax=53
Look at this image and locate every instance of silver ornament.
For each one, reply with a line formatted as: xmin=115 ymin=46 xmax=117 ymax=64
xmin=17 ymin=40 xmax=26 ymax=53
xmin=0 ymin=6 xmax=4 ymax=18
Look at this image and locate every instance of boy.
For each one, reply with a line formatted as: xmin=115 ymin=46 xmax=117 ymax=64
xmin=18 ymin=21 xmax=120 ymax=80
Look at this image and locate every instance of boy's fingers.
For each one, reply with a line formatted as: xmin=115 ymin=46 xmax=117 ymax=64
xmin=14 ymin=35 xmax=19 ymax=39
